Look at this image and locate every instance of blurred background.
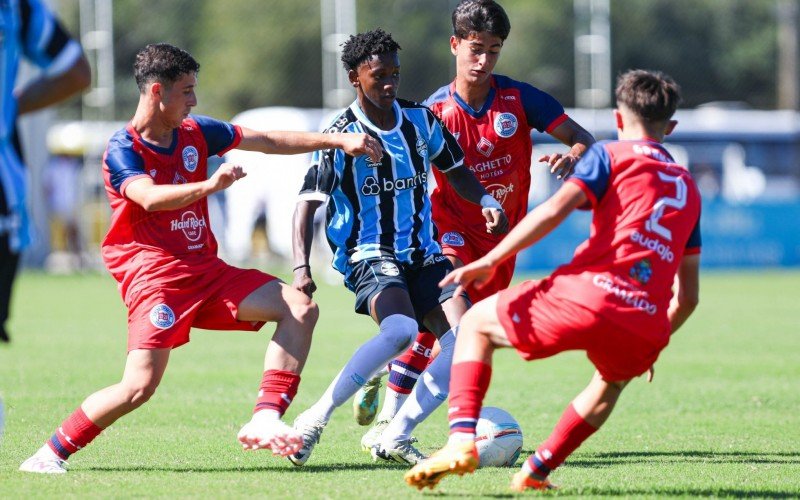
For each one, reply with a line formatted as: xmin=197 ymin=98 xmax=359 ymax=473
xmin=19 ymin=0 xmax=800 ymax=273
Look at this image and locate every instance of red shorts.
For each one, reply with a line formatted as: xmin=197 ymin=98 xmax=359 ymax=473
xmin=124 ymin=260 xmax=276 ymax=351
xmin=439 ymin=229 xmax=515 ymax=302
xmin=496 ymin=279 xmax=669 ymax=381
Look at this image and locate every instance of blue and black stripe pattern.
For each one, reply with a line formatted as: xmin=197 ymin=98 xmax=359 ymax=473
xmin=299 ymin=98 xmax=464 ymax=274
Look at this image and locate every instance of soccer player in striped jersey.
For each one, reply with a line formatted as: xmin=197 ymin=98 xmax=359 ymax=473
xmin=406 ymin=69 xmax=701 ymax=491
xmin=0 ymin=0 xmax=91 ymax=344
xmin=289 ymin=28 xmax=508 ymax=467
xmin=357 ymin=0 xmax=595 ymax=448
xmin=19 ymin=43 xmax=382 ymax=474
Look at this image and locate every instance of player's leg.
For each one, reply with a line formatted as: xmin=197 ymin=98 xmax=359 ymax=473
xmin=0 ymin=183 xmax=19 ymax=343
xmin=234 ymin=280 xmax=318 ymax=455
xmin=404 ymin=294 xmax=511 ymax=488
xmin=512 ymin=371 xmax=627 ymax=492
xmin=20 ymin=348 xmax=171 ymax=473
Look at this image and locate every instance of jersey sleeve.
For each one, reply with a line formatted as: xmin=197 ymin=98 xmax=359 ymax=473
xmin=684 ymin=216 xmax=702 ymax=254
xmin=105 ymin=135 xmax=148 ymax=196
xmin=20 ymin=0 xmax=83 ymax=76
xmin=518 ymin=82 xmax=567 ymax=133
xmin=425 ymin=109 xmax=464 ymax=173
xmin=298 ymin=149 xmax=338 ymax=202
xmin=565 ymin=143 xmax=611 ymax=208
xmin=192 ymin=115 xmax=242 ymax=157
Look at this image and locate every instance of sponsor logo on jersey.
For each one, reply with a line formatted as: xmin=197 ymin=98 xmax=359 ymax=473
xmin=592 ymin=274 xmax=657 ymax=315
xmin=468 ymin=154 xmax=513 ymax=180
xmin=150 ymin=304 xmax=175 ymax=329
xmin=182 ymin=146 xmax=199 ymax=172
xmin=423 ymin=254 xmax=448 ymax=267
xmin=477 ymin=137 xmax=495 ymax=157
xmin=494 ymin=112 xmax=518 ymax=138
xmin=380 ymin=261 xmax=400 ymax=276
xmin=366 ymin=155 xmax=382 ymax=168
xmin=170 ymin=210 xmax=207 ymax=242
xmin=486 ymin=182 xmax=514 ymax=205
xmin=501 ymin=95 xmax=517 ymax=101
xmin=442 ymin=231 xmax=465 ymax=247
xmin=629 ymin=258 xmax=653 ymax=285
xmin=360 ymin=172 xmax=428 ymax=196
xmin=415 ymin=137 xmax=428 ymax=158
xmin=630 ymin=230 xmax=675 ymax=262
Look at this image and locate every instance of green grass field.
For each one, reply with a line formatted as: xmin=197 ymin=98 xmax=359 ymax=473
xmin=0 ymin=270 xmax=798 ymax=498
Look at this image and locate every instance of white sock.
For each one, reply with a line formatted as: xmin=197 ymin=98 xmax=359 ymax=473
xmin=447 ymin=431 xmax=475 ymax=445
xmin=252 ymin=409 xmax=281 ymax=422
xmin=306 ymin=314 xmax=416 ymax=423
xmin=376 ymin=386 xmax=409 ymax=422
xmin=380 ymin=327 xmax=456 ymax=444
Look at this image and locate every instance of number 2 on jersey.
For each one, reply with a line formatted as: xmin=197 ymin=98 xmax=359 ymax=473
xmin=645 ymin=172 xmax=687 ymax=241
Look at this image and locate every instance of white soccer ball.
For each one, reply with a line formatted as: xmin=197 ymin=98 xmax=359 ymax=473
xmin=475 ymin=406 xmax=523 ymax=467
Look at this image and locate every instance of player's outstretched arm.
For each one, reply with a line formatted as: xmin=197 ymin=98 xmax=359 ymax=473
xmin=443 ymin=167 xmax=509 ymax=234
xmin=16 ymin=53 xmax=91 ymax=115
xmin=237 ymin=127 xmax=383 ymax=162
xmin=440 ymin=182 xmax=587 ymax=296
xmin=539 ymin=118 xmax=595 ymax=179
xmin=125 ymin=162 xmax=246 ymax=212
xmin=291 ymin=199 xmax=323 ymax=298
xmin=668 ymin=254 xmax=700 ymax=334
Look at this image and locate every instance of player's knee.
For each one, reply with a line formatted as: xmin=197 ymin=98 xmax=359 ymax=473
xmin=379 ymin=314 xmax=417 ymax=352
xmin=287 ymin=294 xmax=319 ymax=327
xmin=122 ymin=380 xmax=159 ymax=408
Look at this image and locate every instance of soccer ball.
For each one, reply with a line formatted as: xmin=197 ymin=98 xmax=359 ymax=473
xmin=475 ymin=406 xmax=523 ymax=467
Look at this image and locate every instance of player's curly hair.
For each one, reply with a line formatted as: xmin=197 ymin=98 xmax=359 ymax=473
xmin=340 ymin=28 xmax=401 ymax=71
xmin=452 ymin=0 xmax=511 ymax=41
xmin=134 ymin=43 xmax=200 ymax=93
xmin=615 ymin=69 xmax=682 ymax=123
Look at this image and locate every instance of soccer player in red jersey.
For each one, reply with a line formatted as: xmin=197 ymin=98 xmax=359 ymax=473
xmin=405 ymin=69 xmax=701 ymax=491
xmin=357 ymin=0 xmax=595 ymax=448
xmin=19 ymin=43 xmax=382 ymax=474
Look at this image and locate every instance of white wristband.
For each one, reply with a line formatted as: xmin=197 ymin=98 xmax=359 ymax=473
xmin=480 ymin=194 xmax=502 ymax=211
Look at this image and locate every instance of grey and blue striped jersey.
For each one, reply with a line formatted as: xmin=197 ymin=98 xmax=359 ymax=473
xmin=299 ymin=98 xmax=465 ymax=274
xmin=0 ymin=0 xmax=84 ymax=252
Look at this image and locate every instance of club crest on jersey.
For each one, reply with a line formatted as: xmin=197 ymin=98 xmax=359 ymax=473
xmin=494 ymin=112 xmax=518 ymax=138
xmin=442 ymin=232 xmax=465 ymax=247
xmin=380 ymin=261 xmax=400 ymax=276
xmin=182 ymin=146 xmax=199 ymax=172
xmin=629 ymin=258 xmax=653 ymax=285
xmin=477 ymin=137 xmax=495 ymax=157
xmin=415 ymin=137 xmax=428 ymax=158
xmin=150 ymin=304 xmax=175 ymax=329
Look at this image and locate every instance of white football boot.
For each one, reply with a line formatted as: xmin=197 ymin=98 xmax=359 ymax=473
xmin=287 ymin=410 xmax=327 ymax=466
xmin=372 ymin=437 xmax=427 ymax=466
xmin=19 ymin=445 xmax=68 ymax=474
xmin=237 ymin=410 xmax=303 ymax=456
xmin=360 ymin=418 xmax=390 ymax=452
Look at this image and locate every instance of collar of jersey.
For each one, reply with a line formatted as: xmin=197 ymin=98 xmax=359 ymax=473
xmin=450 ymin=79 xmax=496 ymax=119
xmin=126 ymin=123 xmax=179 ymax=155
xmin=349 ymin=99 xmax=403 ymax=135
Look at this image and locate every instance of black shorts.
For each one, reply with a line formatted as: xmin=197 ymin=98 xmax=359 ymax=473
xmin=343 ymin=254 xmax=462 ymax=322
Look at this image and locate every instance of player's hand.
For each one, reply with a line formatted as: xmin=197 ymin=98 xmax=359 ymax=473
xmin=292 ymin=268 xmax=317 ymax=298
xmin=646 ymin=366 xmax=655 ymax=383
xmin=539 ymin=153 xmax=579 ymax=180
xmin=208 ymin=162 xmax=247 ymax=191
xmin=483 ymin=207 xmax=509 ymax=235
xmin=439 ymin=257 xmax=495 ymax=299
xmin=337 ymin=133 xmax=383 ymax=163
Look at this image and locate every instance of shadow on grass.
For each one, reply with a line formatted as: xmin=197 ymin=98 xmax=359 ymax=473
xmin=84 ymin=461 xmax=405 ymax=473
xmin=556 ymin=450 xmax=800 ymax=467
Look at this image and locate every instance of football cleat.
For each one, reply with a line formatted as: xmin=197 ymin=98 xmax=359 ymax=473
xmin=509 ymin=470 xmax=558 ymax=492
xmin=287 ymin=411 xmax=327 ymax=466
xmin=404 ymin=440 xmax=479 ymax=490
xmin=360 ymin=418 xmax=390 ymax=452
xmin=353 ymin=373 xmax=383 ymax=426
xmin=237 ymin=411 xmax=303 ymax=456
xmin=19 ymin=446 xmax=68 ymax=474
xmin=372 ymin=438 xmax=427 ymax=465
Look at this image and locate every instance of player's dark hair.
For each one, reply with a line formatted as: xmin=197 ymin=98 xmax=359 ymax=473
xmin=340 ymin=28 xmax=401 ymax=71
xmin=452 ymin=0 xmax=511 ymax=41
xmin=615 ymin=69 xmax=682 ymax=124
xmin=134 ymin=43 xmax=200 ymax=93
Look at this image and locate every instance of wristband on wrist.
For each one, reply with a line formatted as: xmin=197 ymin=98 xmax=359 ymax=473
xmin=480 ymin=194 xmax=502 ymax=211
xmin=293 ymin=264 xmax=311 ymax=272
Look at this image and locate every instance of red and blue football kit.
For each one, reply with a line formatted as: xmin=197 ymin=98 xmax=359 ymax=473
xmin=497 ymin=139 xmax=702 ymax=381
xmin=102 ymin=115 xmax=275 ymax=351
xmin=424 ymin=75 xmax=568 ymax=300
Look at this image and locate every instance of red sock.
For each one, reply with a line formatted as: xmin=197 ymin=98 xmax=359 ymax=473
xmin=528 ymin=403 xmax=598 ymax=477
xmin=253 ymin=369 xmax=300 ymax=416
xmin=47 ymin=407 xmax=104 ymax=459
xmin=448 ymin=361 xmax=492 ymax=434
xmin=387 ymin=331 xmax=436 ymax=394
